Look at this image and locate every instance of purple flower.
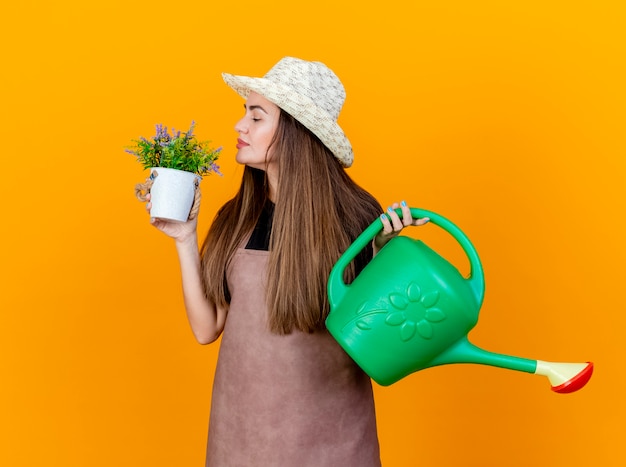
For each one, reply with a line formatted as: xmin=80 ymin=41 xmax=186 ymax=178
xmin=186 ymin=120 xmax=196 ymax=138
xmin=155 ymin=123 xmax=171 ymax=141
xmin=210 ymin=162 xmax=223 ymax=176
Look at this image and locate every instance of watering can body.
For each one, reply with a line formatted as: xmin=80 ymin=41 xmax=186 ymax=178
xmin=326 ymin=208 xmax=486 ymax=386
xmin=327 ymin=207 xmax=594 ymax=392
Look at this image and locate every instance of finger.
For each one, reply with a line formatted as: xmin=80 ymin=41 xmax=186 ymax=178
xmin=386 ymin=204 xmax=404 ymax=231
xmin=400 ymin=201 xmax=413 ymax=227
xmin=413 ymin=217 xmax=430 ymax=226
xmin=380 ymin=213 xmax=394 ymax=234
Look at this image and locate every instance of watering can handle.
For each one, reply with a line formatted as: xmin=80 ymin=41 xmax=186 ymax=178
xmin=328 ymin=208 xmax=485 ymax=309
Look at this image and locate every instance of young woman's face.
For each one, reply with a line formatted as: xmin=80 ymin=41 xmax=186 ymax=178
xmin=234 ymin=92 xmax=280 ymax=173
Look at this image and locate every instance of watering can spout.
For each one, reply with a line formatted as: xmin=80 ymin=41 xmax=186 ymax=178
xmin=428 ymin=337 xmax=593 ymax=393
xmin=428 ymin=337 xmax=537 ymax=372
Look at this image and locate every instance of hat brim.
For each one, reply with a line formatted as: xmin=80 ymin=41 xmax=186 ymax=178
xmin=222 ymin=72 xmax=353 ymax=167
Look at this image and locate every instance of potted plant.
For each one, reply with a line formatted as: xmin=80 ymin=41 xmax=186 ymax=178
xmin=127 ymin=121 xmax=222 ymax=222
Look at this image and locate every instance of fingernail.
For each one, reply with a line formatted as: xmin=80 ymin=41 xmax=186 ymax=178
xmin=401 ymin=200 xmax=407 ymax=207
xmin=380 ymin=214 xmax=387 ymax=221
xmin=387 ymin=206 xmax=393 ymax=214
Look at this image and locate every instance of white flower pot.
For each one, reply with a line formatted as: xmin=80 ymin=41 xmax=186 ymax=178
xmin=148 ymin=167 xmax=200 ymax=222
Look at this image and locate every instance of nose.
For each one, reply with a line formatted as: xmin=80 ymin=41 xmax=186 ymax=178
xmin=235 ymin=116 xmax=248 ymax=134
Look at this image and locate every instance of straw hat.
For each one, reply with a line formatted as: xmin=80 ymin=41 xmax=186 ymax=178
xmin=222 ymin=57 xmax=353 ymax=167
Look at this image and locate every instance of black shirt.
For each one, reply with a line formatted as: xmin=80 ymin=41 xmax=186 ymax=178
xmin=245 ymin=201 xmax=275 ymax=251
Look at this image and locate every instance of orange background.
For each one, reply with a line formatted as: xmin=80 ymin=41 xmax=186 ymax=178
xmin=1 ymin=1 xmax=624 ymax=466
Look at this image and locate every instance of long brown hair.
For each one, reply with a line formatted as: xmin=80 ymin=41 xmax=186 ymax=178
xmin=200 ymin=111 xmax=381 ymax=334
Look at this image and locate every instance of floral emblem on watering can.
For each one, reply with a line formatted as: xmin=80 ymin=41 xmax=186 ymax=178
xmin=346 ymin=282 xmax=447 ymax=342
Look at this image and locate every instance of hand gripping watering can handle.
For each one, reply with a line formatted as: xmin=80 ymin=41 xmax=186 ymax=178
xmin=328 ymin=208 xmax=485 ymax=309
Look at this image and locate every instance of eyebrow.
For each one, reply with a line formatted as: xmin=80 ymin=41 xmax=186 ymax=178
xmin=244 ymin=103 xmax=269 ymax=114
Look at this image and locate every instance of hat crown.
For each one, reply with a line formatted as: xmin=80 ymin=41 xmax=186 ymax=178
xmin=263 ymin=57 xmax=345 ymax=120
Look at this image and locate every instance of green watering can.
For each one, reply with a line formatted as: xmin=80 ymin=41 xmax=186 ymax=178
xmin=326 ymin=208 xmax=593 ymax=392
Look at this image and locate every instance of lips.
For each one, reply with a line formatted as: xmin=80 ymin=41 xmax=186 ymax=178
xmin=236 ymin=138 xmax=249 ymax=149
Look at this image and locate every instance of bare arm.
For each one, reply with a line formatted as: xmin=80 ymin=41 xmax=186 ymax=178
xmin=147 ymin=194 xmax=227 ymax=344
xmin=174 ymin=233 xmax=227 ymax=344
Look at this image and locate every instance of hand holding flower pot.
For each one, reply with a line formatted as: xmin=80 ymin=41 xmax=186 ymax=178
xmin=127 ymin=122 xmax=222 ymax=222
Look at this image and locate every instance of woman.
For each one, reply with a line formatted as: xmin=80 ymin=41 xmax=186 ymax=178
xmin=145 ymin=57 xmax=428 ymax=466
